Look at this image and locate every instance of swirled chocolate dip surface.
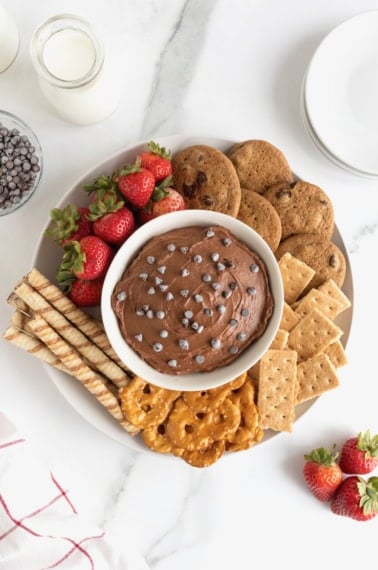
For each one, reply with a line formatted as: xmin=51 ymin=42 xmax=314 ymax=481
xmin=112 ymin=225 xmax=274 ymax=375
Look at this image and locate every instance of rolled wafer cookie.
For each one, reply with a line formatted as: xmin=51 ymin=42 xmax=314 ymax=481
xmin=7 ymin=293 xmax=32 ymax=316
xmin=3 ymin=323 xmax=68 ymax=373
xmin=12 ymin=281 xmax=130 ymax=389
xmin=10 ymin=307 xmax=37 ymax=337
xmin=10 ymin=308 xmax=28 ymax=329
xmin=26 ymin=268 xmax=132 ymax=377
xmin=27 ymin=314 xmax=138 ymax=435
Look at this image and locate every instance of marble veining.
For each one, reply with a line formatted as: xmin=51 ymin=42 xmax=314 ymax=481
xmin=142 ymin=0 xmax=218 ymax=137
xmin=99 ymin=450 xmax=138 ymax=529
xmin=348 ymin=220 xmax=378 ymax=254
xmin=144 ymin=471 xmax=209 ymax=567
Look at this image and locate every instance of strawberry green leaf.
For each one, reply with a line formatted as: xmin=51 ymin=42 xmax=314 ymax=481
xmin=357 ymin=430 xmax=378 ymax=458
xmin=145 ymin=141 xmax=172 ymax=159
xmin=44 ymin=204 xmax=80 ymax=243
xmin=304 ymin=445 xmax=339 ymax=466
xmin=84 ymin=174 xmax=116 ymax=194
xmin=151 ymin=176 xmax=173 ymax=202
xmin=56 ymin=269 xmax=76 ymax=293
xmin=57 ymin=240 xmax=86 ymax=284
xmin=358 ymin=476 xmax=378 ymax=515
xmin=118 ymin=156 xmax=142 ymax=177
xmin=86 ymin=188 xmax=124 ymax=221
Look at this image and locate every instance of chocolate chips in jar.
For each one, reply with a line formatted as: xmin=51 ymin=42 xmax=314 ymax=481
xmin=0 ymin=112 xmax=42 ymax=216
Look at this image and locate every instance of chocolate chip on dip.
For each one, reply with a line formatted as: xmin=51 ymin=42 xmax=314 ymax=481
xmin=112 ymin=226 xmax=274 ymax=375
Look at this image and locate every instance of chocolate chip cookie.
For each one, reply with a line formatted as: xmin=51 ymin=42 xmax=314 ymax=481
xmin=227 ymin=139 xmax=294 ymax=194
xmin=275 ymin=234 xmax=346 ymax=292
xmin=172 ymin=145 xmax=241 ymax=217
xmin=237 ymin=187 xmax=282 ymax=251
xmin=263 ymin=180 xmax=334 ymax=241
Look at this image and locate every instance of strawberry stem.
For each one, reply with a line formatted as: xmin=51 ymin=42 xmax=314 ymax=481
xmin=117 ymin=156 xmax=142 ymax=177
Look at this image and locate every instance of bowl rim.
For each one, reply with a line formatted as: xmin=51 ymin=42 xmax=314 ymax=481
xmin=101 ymin=209 xmax=284 ymax=392
xmin=0 ymin=109 xmax=43 ymax=217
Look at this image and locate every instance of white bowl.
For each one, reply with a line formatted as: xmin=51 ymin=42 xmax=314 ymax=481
xmin=101 ymin=209 xmax=284 ymax=391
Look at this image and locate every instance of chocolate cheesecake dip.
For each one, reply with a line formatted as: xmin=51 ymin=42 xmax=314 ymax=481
xmin=111 ymin=225 xmax=274 ymax=375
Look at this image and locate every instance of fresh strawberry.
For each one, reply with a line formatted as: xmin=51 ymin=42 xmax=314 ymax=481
xmin=139 ymin=177 xmax=185 ymax=223
xmin=138 ymin=206 xmax=154 ymax=224
xmin=85 ymin=186 xmax=135 ymax=246
xmin=339 ymin=430 xmax=378 ymax=474
xmin=57 ymin=235 xmax=114 ymax=287
xmin=45 ymin=204 xmax=93 ymax=246
xmin=138 ymin=141 xmax=172 ymax=182
xmin=93 ymin=207 xmax=135 ymax=246
xmin=68 ymin=277 xmax=104 ymax=307
xmin=115 ymin=158 xmax=155 ymax=209
xmin=331 ymin=475 xmax=378 ymax=521
xmin=303 ymin=446 xmax=343 ymax=502
xmin=151 ymin=187 xmax=185 ymax=216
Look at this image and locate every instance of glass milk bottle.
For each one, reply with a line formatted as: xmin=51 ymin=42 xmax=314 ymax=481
xmin=30 ymin=14 xmax=121 ymax=125
xmin=0 ymin=2 xmax=19 ymax=72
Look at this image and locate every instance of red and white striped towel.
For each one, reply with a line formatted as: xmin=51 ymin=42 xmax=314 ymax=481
xmin=0 ymin=412 xmax=149 ymax=570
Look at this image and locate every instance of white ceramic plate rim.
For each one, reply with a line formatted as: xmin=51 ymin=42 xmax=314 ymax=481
xmin=32 ymin=135 xmax=354 ymax=454
xmin=101 ymin=209 xmax=284 ymax=391
xmin=300 ymin=77 xmax=378 ymax=179
xmin=304 ymin=10 xmax=378 ymax=175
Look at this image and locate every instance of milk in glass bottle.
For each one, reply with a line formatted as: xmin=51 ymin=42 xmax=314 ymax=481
xmin=30 ymin=14 xmax=121 ymax=125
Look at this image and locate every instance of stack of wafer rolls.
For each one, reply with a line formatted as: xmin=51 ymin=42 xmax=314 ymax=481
xmin=3 ymin=268 xmax=139 ymax=435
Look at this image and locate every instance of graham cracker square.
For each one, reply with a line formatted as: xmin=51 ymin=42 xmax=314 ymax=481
xmin=294 ymin=288 xmax=344 ymax=320
xmin=317 ymin=279 xmax=352 ymax=317
xmin=270 ymin=328 xmax=289 ymax=350
xmin=278 ymin=253 xmax=315 ymax=304
xmin=324 ymin=340 xmax=348 ymax=368
xmin=288 ymin=308 xmax=343 ymax=361
xmin=296 ymin=353 xmax=340 ymax=403
xmin=257 ymin=349 xmax=297 ymax=432
xmin=248 ymin=329 xmax=289 ymax=381
xmin=280 ymin=302 xmax=300 ymax=331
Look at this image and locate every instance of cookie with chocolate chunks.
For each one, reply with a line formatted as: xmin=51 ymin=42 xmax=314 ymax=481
xmin=172 ymin=145 xmax=241 ymax=217
xmin=227 ymin=139 xmax=294 ymax=194
xmin=275 ymin=234 xmax=346 ymax=292
xmin=263 ymin=180 xmax=334 ymax=241
xmin=237 ymin=187 xmax=282 ymax=251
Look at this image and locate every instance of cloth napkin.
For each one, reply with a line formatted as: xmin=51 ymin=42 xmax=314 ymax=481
xmin=0 ymin=411 xmax=149 ymax=570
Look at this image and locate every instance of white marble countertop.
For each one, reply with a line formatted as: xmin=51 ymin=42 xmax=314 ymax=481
xmin=1 ymin=0 xmax=378 ymax=568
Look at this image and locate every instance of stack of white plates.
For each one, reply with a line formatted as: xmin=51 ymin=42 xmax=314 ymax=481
xmin=302 ymin=10 xmax=378 ymax=179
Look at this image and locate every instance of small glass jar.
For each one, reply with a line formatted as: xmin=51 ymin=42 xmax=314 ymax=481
xmin=0 ymin=2 xmax=19 ymax=72
xmin=0 ymin=110 xmax=43 ymax=216
xmin=30 ymin=14 xmax=121 ymax=125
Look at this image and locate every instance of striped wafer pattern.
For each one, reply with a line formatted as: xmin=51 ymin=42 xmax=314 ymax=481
xmin=14 ymin=281 xmax=130 ymax=389
xmin=3 ymin=268 xmax=140 ymax=436
xmin=27 ymin=315 xmax=138 ymax=435
xmin=27 ymin=268 xmax=133 ymax=376
xmin=3 ymin=324 xmax=68 ymax=372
